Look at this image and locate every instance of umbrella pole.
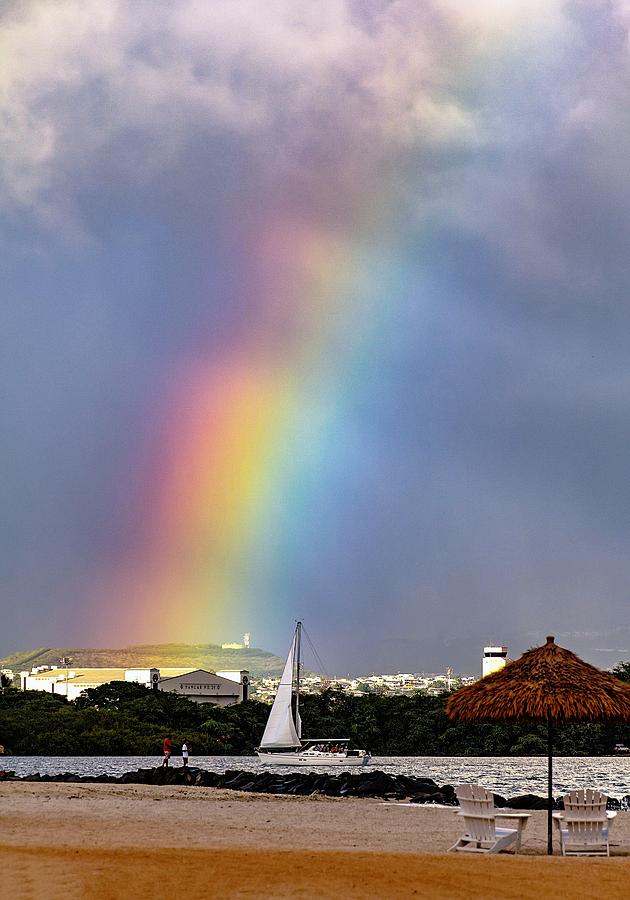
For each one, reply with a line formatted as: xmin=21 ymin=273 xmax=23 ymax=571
xmin=547 ymin=711 xmax=553 ymax=855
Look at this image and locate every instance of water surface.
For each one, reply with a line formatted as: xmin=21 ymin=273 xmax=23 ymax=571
xmin=4 ymin=755 xmax=629 ymax=798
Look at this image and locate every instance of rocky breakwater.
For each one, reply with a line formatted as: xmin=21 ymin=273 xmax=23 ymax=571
xmin=0 ymin=767 xmax=457 ymax=803
xmin=0 ymin=768 xmax=627 ymax=809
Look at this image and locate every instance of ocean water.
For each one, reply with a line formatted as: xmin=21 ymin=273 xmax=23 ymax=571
xmin=3 ymin=756 xmax=629 ymax=798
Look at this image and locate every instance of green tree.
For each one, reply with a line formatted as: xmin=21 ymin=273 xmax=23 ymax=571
xmin=612 ymin=661 xmax=630 ymax=683
xmin=2 ymin=685 xmax=629 ymax=757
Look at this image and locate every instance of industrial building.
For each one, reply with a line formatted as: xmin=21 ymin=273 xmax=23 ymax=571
xmin=159 ymin=669 xmax=249 ymax=706
xmin=19 ymin=666 xmax=249 ymax=705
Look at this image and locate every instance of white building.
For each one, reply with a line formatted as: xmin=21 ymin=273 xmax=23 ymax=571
xmin=482 ymin=646 xmax=508 ymax=678
xmin=19 ymin=666 xmax=249 ymax=705
xmin=159 ymin=669 xmax=249 ymax=706
xmin=221 ymin=633 xmax=251 ymax=650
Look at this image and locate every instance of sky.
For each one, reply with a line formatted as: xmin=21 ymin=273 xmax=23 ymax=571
xmin=3 ymin=0 xmax=630 ymax=674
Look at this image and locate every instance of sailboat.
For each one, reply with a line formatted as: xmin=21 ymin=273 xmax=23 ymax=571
xmin=256 ymin=621 xmax=371 ymax=766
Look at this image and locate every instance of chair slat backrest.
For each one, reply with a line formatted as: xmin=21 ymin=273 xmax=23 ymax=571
xmin=562 ymin=789 xmax=609 ymax=848
xmin=455 ymin=784 xmax=496 ymax=842
xmin=564 ymin=789 xmax=607 ymax=817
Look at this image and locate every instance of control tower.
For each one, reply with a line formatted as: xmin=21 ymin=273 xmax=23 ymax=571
xmin=482 ymin=645 xmax=508 ymax=678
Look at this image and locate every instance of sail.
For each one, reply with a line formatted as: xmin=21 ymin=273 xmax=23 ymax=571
xmin=260 ymin=635 xmax=300 ymax=748
xmin=295 ymin=707 xmax=302 ymax=740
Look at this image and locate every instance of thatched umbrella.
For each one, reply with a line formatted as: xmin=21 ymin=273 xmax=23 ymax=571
xmin=446 ymin=636 xmax=630 ymax=854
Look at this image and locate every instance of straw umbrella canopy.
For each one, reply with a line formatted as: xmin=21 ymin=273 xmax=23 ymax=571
xmin=446 ymin=636 xmax=630 ymax=854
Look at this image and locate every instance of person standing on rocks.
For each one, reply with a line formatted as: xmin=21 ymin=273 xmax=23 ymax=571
xmin=182 ymin=740 xmax=189 ymax=768
xmin=162 ymin=736 xmax=173 ymax=767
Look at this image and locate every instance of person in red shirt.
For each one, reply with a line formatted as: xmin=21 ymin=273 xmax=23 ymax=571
xmin=162 ymin=736 xmax=173 ymax=767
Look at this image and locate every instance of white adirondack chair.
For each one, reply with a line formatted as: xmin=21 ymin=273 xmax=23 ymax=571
xmin=449 ymin=784 xmax=530 ymax=854
xmin=553 ymin=789 xmax=617 ymax=857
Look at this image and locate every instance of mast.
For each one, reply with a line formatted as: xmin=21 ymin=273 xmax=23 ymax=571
xmin=295 ymin=620 xmax=302 ymax=737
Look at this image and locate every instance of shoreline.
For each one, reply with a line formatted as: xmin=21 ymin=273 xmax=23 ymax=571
xmin=3 ymin=764 xmax=629 ymax=810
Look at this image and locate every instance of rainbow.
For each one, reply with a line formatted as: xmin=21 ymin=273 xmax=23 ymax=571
xmin=98 ymin=210 xmax=416 ymax=643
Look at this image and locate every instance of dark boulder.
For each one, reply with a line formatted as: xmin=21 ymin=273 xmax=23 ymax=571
xmin=194 ymin=771 xmax=219 ymax=787
xmin=221 ymin=771 xmax=257 ymax=790
xmin=409 ymin=791 xmax=442 ymax=804
xmin=123 ymin=768 xmax=154 ymax=785
xmin=321 ymin=777 xmax=344 ymax=797
xmin=505 ymin=793 xmax=549 ymax=810
xmin=400 ymin=776 xmax=439 ymax=790
xmin=405 ymin=781 xmax=441 ymax=795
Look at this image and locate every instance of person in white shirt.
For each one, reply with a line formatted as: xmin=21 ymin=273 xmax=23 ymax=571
xmin=182 ymin=741 xmax=189 ymax=767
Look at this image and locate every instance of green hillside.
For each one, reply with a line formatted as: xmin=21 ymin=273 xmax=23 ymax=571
xmin=0 ymin=643 xmax=284 ymax=677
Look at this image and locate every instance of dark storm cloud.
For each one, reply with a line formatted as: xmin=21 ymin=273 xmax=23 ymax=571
xmin=2 ymin=1 xmax=630 ymax=671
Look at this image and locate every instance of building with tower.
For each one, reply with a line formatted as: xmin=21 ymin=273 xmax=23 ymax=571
xmin=482 ymin=645 xmax=508 ymax=678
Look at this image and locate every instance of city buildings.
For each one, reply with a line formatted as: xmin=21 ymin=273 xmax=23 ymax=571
xmin=250 ymin=669 xmax=476 ymax=703
xmin=14 ymin=642 xmax=502 ymax=705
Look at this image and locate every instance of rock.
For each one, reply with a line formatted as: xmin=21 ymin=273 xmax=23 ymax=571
xmin=409 ymin=791 xmax=443 ymax=804
xmin=5 ymin=766 xmax=599 ymax=812
xmin=320 ymin=776 xmax=343 ymax=797
xmin=221 ymin=771 xmax=256 ymax=790
xmin=406 ymin=781 xmax=441 ymax=795
xmin=121 ymin=768 xmax=152 ymax=784
xmin=505 ymin=793 xmax=549 ymax=810
xmin=194 ymin=771 xmax=219 ymax=787
xmin=400 ymin=776 xmax=439 ymax=789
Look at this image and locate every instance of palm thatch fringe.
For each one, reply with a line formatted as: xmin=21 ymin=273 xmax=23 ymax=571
xmin=446 ymin=636 xmax=630 ymax=722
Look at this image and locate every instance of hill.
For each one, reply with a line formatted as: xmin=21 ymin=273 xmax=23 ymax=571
xmin=0 ymin=643 xmax=285 ymax=677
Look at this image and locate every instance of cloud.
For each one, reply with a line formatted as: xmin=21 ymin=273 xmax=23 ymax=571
xmin=2 ymin=0 xmax=568 ymax=238
xmin=5 ymin=2 xmax=630 ymax=665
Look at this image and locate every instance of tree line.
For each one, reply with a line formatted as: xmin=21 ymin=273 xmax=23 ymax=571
xmin=0 ymin=660 xmax=629 ymax=758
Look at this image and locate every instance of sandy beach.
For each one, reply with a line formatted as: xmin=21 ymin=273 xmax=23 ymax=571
xmin=1 ymin=782 xmax=630 ymax=899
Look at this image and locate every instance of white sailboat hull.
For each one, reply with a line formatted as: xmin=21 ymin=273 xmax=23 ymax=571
xmin=257 ymin=750 xmax=371 ymax=767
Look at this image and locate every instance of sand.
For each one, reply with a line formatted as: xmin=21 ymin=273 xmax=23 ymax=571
xmin=1 ymin=782 xmax=629 ymax=898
